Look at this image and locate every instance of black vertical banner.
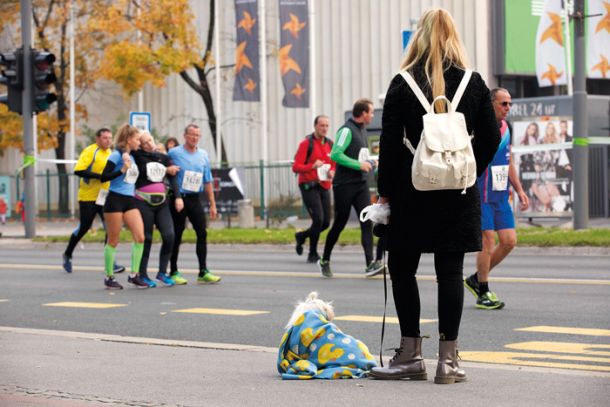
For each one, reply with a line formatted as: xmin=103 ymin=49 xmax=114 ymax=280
xmin=278 ymin=0 xmax=309 ymax=108
xmin=233 ymin=0 xmax=260 ymax=101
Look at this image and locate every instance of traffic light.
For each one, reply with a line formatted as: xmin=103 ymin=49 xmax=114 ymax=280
xmin=31 ymin=49 xmax=57 ymax=113
xmin=0 ymin=48 xmax=24 ymax=114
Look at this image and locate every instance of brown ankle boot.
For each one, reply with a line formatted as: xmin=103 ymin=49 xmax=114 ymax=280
xmin=368 ymin=337 xmax=427 ymax=380
xmin=434 ymin=340 xmax=467 ymax=384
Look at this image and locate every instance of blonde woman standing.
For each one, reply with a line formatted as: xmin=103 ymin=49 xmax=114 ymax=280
xmin=370 ymin=8 xmax=500 ymax=383
xmin=100 ymin=124 xmax=148 ymax=289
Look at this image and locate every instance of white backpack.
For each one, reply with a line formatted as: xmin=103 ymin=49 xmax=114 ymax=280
xmin=399 ymin=69 xmax=476 ymax=194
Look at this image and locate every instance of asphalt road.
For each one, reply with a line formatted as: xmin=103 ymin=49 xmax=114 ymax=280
xmin=1 ymin=242 xmax=609 ymax=406
xmin=1 ymin=242 xmax=609 ymax=352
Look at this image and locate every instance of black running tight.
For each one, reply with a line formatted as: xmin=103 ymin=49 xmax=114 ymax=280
xmin=322 ymin=182 xmax=373 ymax=265
xmin=170 ymin=194 xmax=208 ymax=272
xmin=64 ymin=201 xmax=106 ymax=258
xmin=388 ymin=250 xmax=465 ymax=341
xmin=299 ymin=184 xmax=331 ymax=255
xmin=136 ymin=200 xmax=174 ymax=277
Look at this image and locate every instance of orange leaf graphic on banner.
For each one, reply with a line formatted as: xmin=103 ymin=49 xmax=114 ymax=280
xmin=541 ymin=64 xmax=564 ymax=85
xmin=540 ymin=12 xmax=563 ymax=46
xmin=592 ymin=55 xmax=609 ymax=78
xmin=279 ymin=44 xmax=302 ymax=75
xmin=596 ymin=2 xmax=610 ymax=33
xmin=244 ymin=78 xmax=257 ymax=93
xmin=282 ymin=13 xmax=306 ymax=39
xmin=238 ymin=11 xmax=256 ymax=36
xmin=290 ymin=83 xmax=306 ymax=99
xmin=235 ymin=41 xmax=253 ymax=73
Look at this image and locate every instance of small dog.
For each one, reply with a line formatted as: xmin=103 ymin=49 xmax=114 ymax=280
xmin=284 ymin=291 xmax=334 ymax=330
xmin=278 ymin=291 xmax=376 ymax=380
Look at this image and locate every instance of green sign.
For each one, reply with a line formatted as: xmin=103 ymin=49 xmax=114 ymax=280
xmin=504 ymin=0 xmax=575 ymax=75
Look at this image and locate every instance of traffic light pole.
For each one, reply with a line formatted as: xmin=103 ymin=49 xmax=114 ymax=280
xmin=21 ymin=0 xmax=36 ymax=238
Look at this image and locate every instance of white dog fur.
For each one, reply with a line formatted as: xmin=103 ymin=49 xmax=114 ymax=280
xmin=285 ymin=291 xmax=335 ymax=330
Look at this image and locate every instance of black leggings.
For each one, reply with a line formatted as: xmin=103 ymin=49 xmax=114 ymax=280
xmin=136 ymin=200 xmax=174 ymax=277
xmin=64 ymin=201 xmax=106 ymax=258
xmin=322 ymin=182 xmax=373 ymax=264
xmin=299 ymin=184 xmax=331 ymax=255
xmin=170 ymin=194 xmax=208 ymax=272
xmin=388 ymin=250 xmax=465 ymax=341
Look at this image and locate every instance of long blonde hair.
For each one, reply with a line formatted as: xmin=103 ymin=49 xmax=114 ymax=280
xmin=400 ymin=8 xmax=470 ymax=112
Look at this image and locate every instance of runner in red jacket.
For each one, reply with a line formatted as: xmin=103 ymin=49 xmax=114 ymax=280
xmin=292 ymin=115 xmax=336 ymax=263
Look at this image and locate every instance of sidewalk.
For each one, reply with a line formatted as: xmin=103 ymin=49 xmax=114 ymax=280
xmin=1 ymin=327 xmax=608 ymax=407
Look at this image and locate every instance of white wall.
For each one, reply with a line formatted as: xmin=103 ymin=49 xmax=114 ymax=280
xmin=136 ymin=0 xmax=494 ymax=164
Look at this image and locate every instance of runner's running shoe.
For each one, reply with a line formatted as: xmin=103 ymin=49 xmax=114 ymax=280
xmin=170 ymin=272 xmax=188 ymax=285
xmin=104 ymin=276 xmax=123 ymax=290
xmin=62 ymin=254 xmax=72 ymax=273
xmin=318 ymin=259 xmax=332 ymax=278
xmin=113 ymin=262 xmax=126 ymax=274
xmin=476 ymin=291 xmax=505 ymax=310
xmin=156 ymin=273 xmax=175 ymax=286
xmin=365 ymin=260 xmax=385 ymax=277
xmin=464 ymin=274 xmax=481 ymax=298
xmin=127 ymin=274 xmax=149 ymax=289
xmin=307 ymin=252 xmax=320 ymax=263
xmin=197 ymin=269 xmax=221 ymax=284
xmin=295 ymin=232 xmax=305 ymax=256
xmin=140 ymin=275 xmax=157 ymax=288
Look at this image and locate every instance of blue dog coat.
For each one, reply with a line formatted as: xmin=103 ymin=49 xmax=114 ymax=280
xmin=277 ymin=310 xmax=377 ymax=379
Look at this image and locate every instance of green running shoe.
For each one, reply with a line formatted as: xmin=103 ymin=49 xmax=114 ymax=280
xmin=170 ymin=271 xmax=188 ymax=285
xmin=464 ymin=274 xmax=480 ymax=298
xmin=476 ymin=291 xmax=505 ymax=310
xmin=197 ymin=269 xmax=221 ymax=284
xmin=318 ymin=259 xmax=332 ymax=278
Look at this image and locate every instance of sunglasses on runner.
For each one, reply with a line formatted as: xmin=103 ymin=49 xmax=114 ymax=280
xmin=499 ymin=101 xmax=512 ymax=107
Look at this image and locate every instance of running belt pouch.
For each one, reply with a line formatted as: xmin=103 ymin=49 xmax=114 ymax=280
xmin=135 ymin=190 xmax=167 ymax=206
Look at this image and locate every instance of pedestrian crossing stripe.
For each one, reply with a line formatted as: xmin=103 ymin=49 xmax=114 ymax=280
xmin=334 ymin=315 xmax=437 ymax=324
xmin=43 ymin=302 xmax=127 ymax=309
xmin=172 ymin=308 xmax=269 ymax=316
xmin=0 ymin=299 xmax=8 ymax=302
xmin=459 ymin=350 xmax=610 ymax=372
xmin=515 ymin=326 xmax=610 ymax=337
xmin=506 ymin=341 xmax=610 ymax=357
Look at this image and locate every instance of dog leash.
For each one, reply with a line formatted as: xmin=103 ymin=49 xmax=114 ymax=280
xmin=379 ymin=249 xmax=387 ymax=367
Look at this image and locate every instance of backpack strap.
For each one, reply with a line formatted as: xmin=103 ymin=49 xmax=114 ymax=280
xmin=305 ymin=134 xmax=314 ymax=164
xmin=451 ymin=69 xmax=473 ymax=109
xmin=399 ymin=71 xmax=431 ymax=113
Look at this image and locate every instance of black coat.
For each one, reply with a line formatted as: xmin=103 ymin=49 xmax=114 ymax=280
xmin=377 ymin=65 xmax=500 ymax=253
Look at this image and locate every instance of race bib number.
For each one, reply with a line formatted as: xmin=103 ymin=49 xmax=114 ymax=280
xmin=182 ymin=170 xmax=203 ymax=192
xmin=491 ymin=165 xmax=509 ymax=191
xmin=317 ymin=163 xmax=330 ymax=181
xmin=146 ymin=162 xmax=166 ymax=182
xmin=123 ymin=165 xmax=139 ymax=184
xmin=358 ymin=148 xmax=371 ymax=162
xmin=95 ymin=189 xmax=109 ymax=206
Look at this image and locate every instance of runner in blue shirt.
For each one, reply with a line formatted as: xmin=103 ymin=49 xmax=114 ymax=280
xmin=99 ymin=124 xmax=148 ymax=290
xmin=167 ymin=124 xmax=221 ymax=285
xmin=464 ymin=88 xmax=529 ymax=309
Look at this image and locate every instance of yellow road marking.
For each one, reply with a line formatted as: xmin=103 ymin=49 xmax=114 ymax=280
xmin=43 ymin=302 xmax=127 ymax=309
xmin=2 ymin=263 xmax=610 ymax=285
xmin=515 ymin=326 xmax=610 ymax=337
xmin=460 ymin=351 xmax=610 ymax=372
xmin=506 ymin=341 xmax=610 ymax=357
xmin=334 ymin=315 xmax=436 ymax=324
xmin=172 ymin=308 xmax=269 ymax=316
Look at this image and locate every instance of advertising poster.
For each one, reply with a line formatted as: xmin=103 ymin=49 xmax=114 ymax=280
xmin=0 ymin=176 xmax=11 ymax=219
xmin=511 ymin=118 xmax=573 ymax=217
